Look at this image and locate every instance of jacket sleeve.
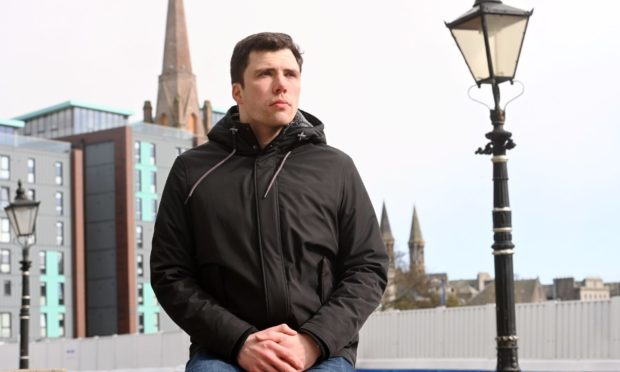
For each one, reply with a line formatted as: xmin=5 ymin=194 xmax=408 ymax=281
xmin=299 ymin=156 xmax=388 ymax=358
xmin=150 ymin=156 xmax=257 ymax=361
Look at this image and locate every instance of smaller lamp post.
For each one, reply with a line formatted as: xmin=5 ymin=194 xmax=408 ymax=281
xmin=4 ymin=180 xmax=40 ymax=369
xmin=446 ymin=1 xmax=532 ymax=372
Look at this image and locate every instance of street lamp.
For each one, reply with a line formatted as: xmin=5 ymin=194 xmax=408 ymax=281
xmin=446 ymin=1 xmax=532 ymax=372
xmin=4 ymin=180 xmax=40 ymax=369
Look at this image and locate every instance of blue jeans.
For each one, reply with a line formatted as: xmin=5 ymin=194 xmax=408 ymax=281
xmin=186 ymin=349 xmax=354 ymax=372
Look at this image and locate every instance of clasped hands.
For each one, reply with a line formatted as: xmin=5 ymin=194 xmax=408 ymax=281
xmin=237 ymin=324 xmax=320 ymax=372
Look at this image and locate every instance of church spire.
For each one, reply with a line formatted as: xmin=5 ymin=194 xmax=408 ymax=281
xmin=379 ymin=201 xmax=396 ymax=309
xmin=154 ymin=0 xmax=205 ymax=139
xmin=408 ymin=205 xmax=425 ymax=273
xmin=380 ymin=201 xmax=394 ymax=243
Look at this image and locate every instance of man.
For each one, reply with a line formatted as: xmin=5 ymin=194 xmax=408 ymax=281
xmin=151 ymin=32 xmax=387 ymax=371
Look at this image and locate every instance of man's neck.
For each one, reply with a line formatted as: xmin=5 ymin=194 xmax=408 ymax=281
xmin=249 ymin=123 xmax=285 ymax=149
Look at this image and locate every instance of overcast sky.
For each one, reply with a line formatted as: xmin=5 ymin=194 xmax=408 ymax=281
xmin=2 ymin=0 xmax=619 ymax=283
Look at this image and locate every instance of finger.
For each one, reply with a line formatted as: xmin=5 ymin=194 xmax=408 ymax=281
xmin=275 ymin=323 xmax=297 ymax=336
xmin=263 ymin=352 xmax=299 ymax=372
xmin=270 ymin=341 xmax=303 ymax=370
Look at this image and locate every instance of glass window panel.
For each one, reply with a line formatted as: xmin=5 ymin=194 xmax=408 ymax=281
xmin=137 ymin=254 xmax=144 ymax=277
xmin=58 ymin=251 xmax=64 ymax=275
xmin=40 ymin=282 xmax=47 ymax=306
xmin=56 ymin=222 xmax=64 ymax=246
xmin=55 ymin=162 xmax=63 ymax=185
xmin=136 ymin=225 xmax=143 ymax=249
xmin=40 ymin=251 xmax=46 ymax=274
xmin=27 ymin=158 xmax=35 ymax=183
xmin=135 ymin=170 xmax=141 ymax=192
xmin=55 ymin=192 xmax=63 ymax=215
xmin=0 ymin=249 xmax=10 ymax=273
xmin=451 ymin=17 xmax=489 ymax=82
xmin=40 ymin=313 xmax=47 ymax=337
xmin=150 ymin=172 xmax=156 ymax=193
xmin=0 ymin=155 xmax=10 ymax=180
xmin=136 ymin=198 xmax=142 ymax=221
xmin=58 ymin=313 xmax=65 ymax=337
xmin=3 ymin=280 xmax=10 ymax=296
xmin=486 ymin=15 xmax=528 ymax=79
xmin=0 ymin=218 xmax=10 ymax=243
xmin=59 ymin=282 xmax=65 ymax=305
xmin=0 ymin=187 xmax=9 ymax=208
xmin=0 ymin=312 xmax=11 ymax=338
xmin=134 ymin=142 xmax=141 ymax=163
xmin=138 ymin=283 xmax=144 ymax=305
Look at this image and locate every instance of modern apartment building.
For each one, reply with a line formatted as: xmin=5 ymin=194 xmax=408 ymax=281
xmin=0 ymin=125 xmax=74 ymax=342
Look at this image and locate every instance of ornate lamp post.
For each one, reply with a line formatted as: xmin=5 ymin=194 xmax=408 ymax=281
xmin=446 ymin=1 xmax=532 ymax=371
xmin=4 ymin=180 xmax=40 ymax=369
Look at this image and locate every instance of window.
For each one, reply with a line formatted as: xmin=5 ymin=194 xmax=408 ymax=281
xmin=0 ymin=249 xmax=9 ymax=273
xmin=3 ymin=280 xmax=10 ymax=296
xmin=136 ymin=225 xmax=143 ymax=249
xmin=39 ymin=251 xmax=46 ymax=275
xmin=55 ymin=192 xmax=63 ymax=215
xmin=138 ymin=313 xmax=144 ymax=334
xmin=136 ymin=198 xmax=142 ymax=221
xmin=0 ymin=155 xmax=9 ymax=180
xmin=0 ymin=312 xmax=11 ymax=338
xmin=0 ymin=187 xmax=9 ymax=208
xmin=57 ymin=252 xmax=64 ymax=275
xmin=149 ymin=172 xmax=157 ymax=193
xmin=27 ymin=189 xmax=35 ymax=201
xmin=40 ymin=282 xmax=47 ymax=306
xmin=58 ymin=313 xmax=65 ymax=337
xmin=40 ymin=313 xmax=47 ymax=337
xmin=151 ymin=199 xmax=158 ymax=220
xmin=138 ymin=283 xmax=144 ymax=305
xmin=137 ymin=254 xmax=144 ymax=277
xmin=56 ymin=222 xmax=64 ymax=246
xmin=135 ymin=170 xmax=141 ymax=192
xmin=58 ymin=282 xmax=65 ymax=305
xmin=134 ymin=141 xmax=141 ymax=163
xmin=0 ymin=218 xmax=10 ymax=243
xmin=154 ymin=313 xmax=160 ymax=332
xmin=54 ymin=162 xmax=63 ymax=185
xmin=148 ymin=143 xmax=156 ymax=165
xmin=27 ymin=158 xmax=35 ymax=183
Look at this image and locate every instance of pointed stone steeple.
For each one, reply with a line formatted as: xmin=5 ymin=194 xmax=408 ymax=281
xmin=379 ymin=201 xmax=396 ymax=308
xmin=155 ymin=0 xmax=205 ymax=139
xmin=380 ymin=202 xmax=395 ymax=244
xmin=408 ymin=205 xmax=425 ymax=274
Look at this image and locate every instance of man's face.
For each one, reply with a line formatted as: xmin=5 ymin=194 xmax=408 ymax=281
xmin=232 ymin=49 xmax=301 ymax=130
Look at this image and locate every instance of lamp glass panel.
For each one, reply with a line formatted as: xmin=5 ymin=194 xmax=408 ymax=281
xmin=6 ymin=205 xmax=38 ymax=237
xmin=486 ymin=14 xmax=528 ymax=79
xmin=451 ymin=16 xmax=489 ymax=83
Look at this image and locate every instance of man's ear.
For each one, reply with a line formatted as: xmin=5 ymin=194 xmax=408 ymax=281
xmin=232 ymin=83 xmax=243 ymax=105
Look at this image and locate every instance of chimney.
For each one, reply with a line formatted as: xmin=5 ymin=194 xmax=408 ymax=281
xmin=143 ymin=101 xmax=153 ymax=123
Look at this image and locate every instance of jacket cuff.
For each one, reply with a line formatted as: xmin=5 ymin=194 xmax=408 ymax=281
xmin=299 ymin=328 xmax=328 ymax=361
xmin=231 ymin=326 xmax=258 ymax=363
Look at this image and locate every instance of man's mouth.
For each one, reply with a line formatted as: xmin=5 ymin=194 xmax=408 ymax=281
xmin=271 ymin=100 xmax=289 ymax=107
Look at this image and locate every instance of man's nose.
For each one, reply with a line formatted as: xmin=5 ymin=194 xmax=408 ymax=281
xmin=273 ymin=72 xmax=288 ymax=94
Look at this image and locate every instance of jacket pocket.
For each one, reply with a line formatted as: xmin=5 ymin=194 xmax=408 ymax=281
xmin=318 ymin=257 xmax=333 ymax=304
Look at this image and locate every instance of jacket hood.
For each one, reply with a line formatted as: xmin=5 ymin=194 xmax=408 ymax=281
xmin=208 ymin=106 xmax=326 ymax=155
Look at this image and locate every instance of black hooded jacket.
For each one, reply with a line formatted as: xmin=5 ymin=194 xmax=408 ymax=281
xmin=150 ymin=107 xmax=387 ymax=366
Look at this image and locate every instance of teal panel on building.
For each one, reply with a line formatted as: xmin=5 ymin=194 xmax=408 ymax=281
xmin=135 ymin=141 xmax=158 ymax=222
xmin=40 ymin=251 xmax=66 ymax=338
xmin=138 ymin=283 xmax=160 ymax=334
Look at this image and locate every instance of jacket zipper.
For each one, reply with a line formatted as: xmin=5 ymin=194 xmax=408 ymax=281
xmin=254 ymin=159 xmax=270 ymax=316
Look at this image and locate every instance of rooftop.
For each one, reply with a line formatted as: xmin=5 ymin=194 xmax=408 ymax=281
xmin=13 ymin=100 xmax=134 ymax=121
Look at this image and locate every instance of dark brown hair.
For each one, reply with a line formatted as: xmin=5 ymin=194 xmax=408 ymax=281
xmin=230 ymin=32 xmax=303 ymax=86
